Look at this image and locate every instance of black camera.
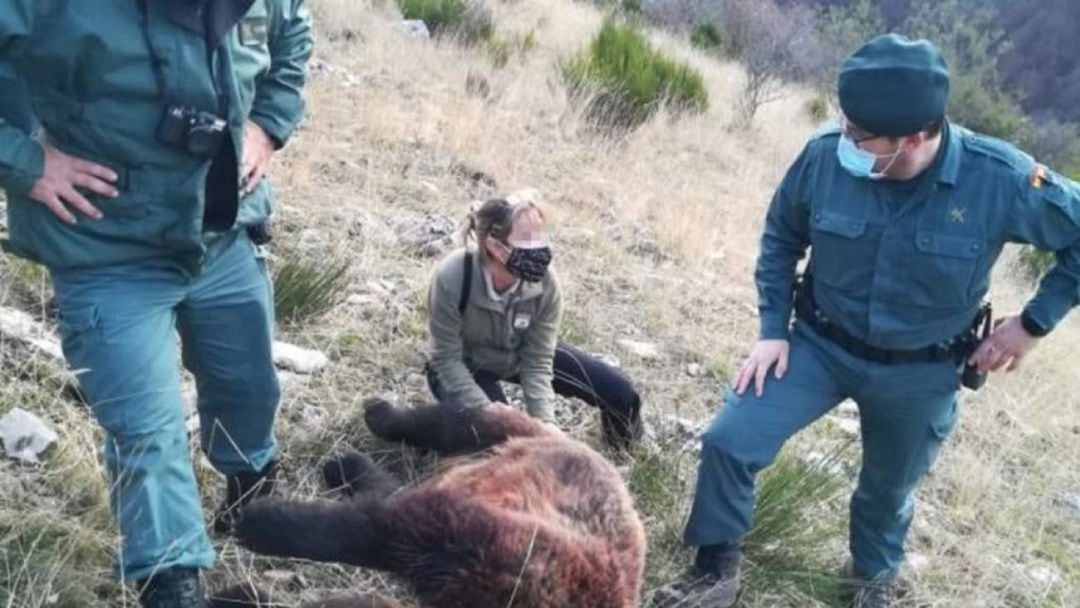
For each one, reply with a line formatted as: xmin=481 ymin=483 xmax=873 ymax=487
xmin=960 ymin=362 xmax=987 ymax=390
xmin=157 ymin=105 xmax=228 ymax=157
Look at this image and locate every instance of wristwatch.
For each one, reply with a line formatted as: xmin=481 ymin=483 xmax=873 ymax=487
xmin=1019 ymin=310 xmax=1049 ymax=337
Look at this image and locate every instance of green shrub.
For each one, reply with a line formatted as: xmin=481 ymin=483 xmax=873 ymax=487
xmin=397 ymin=0 xmax=493 ymax=45
xmin=742 ymin=444 xmax=852 ymax=604
xmin=273 ymin=255 xmax=351 ymax=324
xmin=690 ymin=22 xmax=723 ymax=52
xmin=804 ymin=93 xmax=829 ymax=123
xmin=562 ymin=18 xmax=708 ymax=131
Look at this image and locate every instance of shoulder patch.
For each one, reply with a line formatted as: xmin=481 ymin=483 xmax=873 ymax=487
xmin=1030 ymin=164 xmax=1049 ymax=189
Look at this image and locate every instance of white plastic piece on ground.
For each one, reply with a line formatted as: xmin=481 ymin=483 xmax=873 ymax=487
xmin=0 ymin=408 xmax=59 ymax=464
xmin=616 ymin=339 xmax=662 ymax=360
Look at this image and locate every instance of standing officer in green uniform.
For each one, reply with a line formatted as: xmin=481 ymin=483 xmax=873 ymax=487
xmin=0 ymin=1 xmax=311 ymax=605
xmin=674 ymin=35 xmax=1080 ymax=607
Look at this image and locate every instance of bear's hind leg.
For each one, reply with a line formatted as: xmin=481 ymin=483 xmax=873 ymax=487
xmin=233 ymin=497 xmax=392 ymax=570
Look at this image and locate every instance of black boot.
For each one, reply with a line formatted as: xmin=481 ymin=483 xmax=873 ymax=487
xmin=137 ymin=567 xmax=208 ymax=608
xmin=213 ymin=459 xmax=279 ymax=535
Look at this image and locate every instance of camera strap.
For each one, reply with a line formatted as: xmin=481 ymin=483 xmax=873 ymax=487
xmin=135 ymin=0 xmax=171 ymax=101
xmin=134 ymin=0 xmax=239 ymax=114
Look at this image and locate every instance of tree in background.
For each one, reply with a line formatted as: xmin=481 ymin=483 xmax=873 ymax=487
xmin=710 ymin=0 xmax=827 ymax=126
xmin=899 ymin=0 xmax=1030 ymax=145
xmin=814 ymin=0 xmax=883 ymax=106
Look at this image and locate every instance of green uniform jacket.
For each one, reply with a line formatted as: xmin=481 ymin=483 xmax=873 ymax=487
xmin=0 ymin=0 xmax=312 ymax=272
xmin=428 ymin=248 xmax=563 ymax=420
xmin=758 ymin=121 xmax=1080 ymax=349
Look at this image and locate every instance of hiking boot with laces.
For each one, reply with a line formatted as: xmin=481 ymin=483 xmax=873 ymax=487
xmin=844 ymin=559 xmax=898 ymax=608
xmin=650 ymin=543 xmax=742 ymax=608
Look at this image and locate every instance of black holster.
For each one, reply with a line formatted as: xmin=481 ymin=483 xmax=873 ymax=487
xmin=959 ymin=302 xmax=993 ymax=391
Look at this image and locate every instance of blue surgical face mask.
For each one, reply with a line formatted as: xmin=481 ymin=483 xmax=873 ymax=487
xmin=836 ymin=134 xmax=901 ymax=180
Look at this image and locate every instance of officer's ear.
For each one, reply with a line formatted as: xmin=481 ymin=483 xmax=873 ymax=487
xmin=898 ymin=133 xmax=925 ymax=155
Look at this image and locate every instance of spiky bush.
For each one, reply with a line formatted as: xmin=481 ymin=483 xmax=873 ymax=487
xmin=397 ymin=0 xmax=493 ymax=45
xmin=562 ymin=18 xmax=708 ymax=131
xmin=272 ymin=255 xmax=350 ymax=324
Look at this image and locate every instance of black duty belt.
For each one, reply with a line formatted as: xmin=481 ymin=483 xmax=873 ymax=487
xmin=793 ymin=275 xmax=987 ymax=366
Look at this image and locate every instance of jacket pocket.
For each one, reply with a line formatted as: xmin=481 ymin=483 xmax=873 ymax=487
xmin=810 ymin=210 xmax=874 ymax=293
xmin=903 ymin=231 xmax=983 ymax=308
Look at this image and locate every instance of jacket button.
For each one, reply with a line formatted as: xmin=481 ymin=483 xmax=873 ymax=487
xmin=814 ymin=213 xmax=823 ymax=222
xmin=971 ymin=243 xmax=981 ymax=251
xmin=921 ymin=236 xmax=931 ymax=245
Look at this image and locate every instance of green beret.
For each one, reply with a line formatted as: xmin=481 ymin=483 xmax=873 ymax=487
xmin=838 ymin=34 xmax=950 ymax=137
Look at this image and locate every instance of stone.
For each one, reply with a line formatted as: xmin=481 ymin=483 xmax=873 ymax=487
xmin=346 ymin=293 xmax=378 ymax=306
xmin=616 ymin=339 xmax=662 ymax=360
xmin=685 ymin=363 xmax=703 ymax=377
xmin=0 ymin=408 xmax=59 ymax=464
xmin=296 ymin=404 xmax=330 ymax=428
xmin=398 ymin=20 xmax=431 ymax=40
xmin=906 ymin=553 xmax=930 ymax=576
xmin=396 ymin=212 xmax=457 ymax=257
xmin=273 ymin=341 xmax=329 ymax=374
xmin=0 ymin=306 xmax=63 ymax=361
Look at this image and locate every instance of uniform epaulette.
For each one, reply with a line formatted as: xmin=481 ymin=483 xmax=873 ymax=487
xmin=959 ymin=128 xmax=1037 ymax=177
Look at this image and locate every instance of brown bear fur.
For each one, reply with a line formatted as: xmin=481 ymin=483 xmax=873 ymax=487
xmin=227 ymin=398 xmax=646 ymax=608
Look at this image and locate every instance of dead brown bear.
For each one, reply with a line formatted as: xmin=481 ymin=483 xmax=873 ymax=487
xmin=228 ymin=398 xmax=646 ymax=608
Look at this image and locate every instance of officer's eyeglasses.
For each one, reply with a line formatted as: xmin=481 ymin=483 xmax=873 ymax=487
xmin=841 ymin=121 xmax=883 ymax=148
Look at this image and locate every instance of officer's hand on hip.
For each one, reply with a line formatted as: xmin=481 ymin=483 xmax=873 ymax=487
xmin=241 ymin=120 xmax=276 ymax=194
xmin=735 ymin=339 xmax=790 ymax=398
xmin=29 ymin=139 xmax=117 ymax=225
xmin=968 ymin=314 xmax=1040 ymax=374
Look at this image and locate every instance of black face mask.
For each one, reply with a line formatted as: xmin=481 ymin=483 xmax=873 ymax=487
xmin=505 ymin=246 xmax=552 ymax=283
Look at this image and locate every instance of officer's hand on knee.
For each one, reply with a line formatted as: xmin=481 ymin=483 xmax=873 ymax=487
xmin=29 ymin=139 xmax=117 ymax=225
xmin=735 ymin=339 xmax=790 ymax=398
xmin=968 ymin=314 xmax=1040 ymax=373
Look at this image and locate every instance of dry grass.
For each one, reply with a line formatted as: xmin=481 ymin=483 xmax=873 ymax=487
xmin=1 ymin=0 xmax=1078 ymax=606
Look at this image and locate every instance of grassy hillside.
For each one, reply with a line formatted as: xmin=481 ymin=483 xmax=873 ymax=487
xmin=1 ymin=1 xmax=1078 ymax=606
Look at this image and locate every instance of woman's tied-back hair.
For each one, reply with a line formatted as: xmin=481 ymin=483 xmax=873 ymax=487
xmin=459 ymin=189 xmax=545 ymax=247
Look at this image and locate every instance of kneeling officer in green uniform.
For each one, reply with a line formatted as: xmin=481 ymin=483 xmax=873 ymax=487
xmin=0 ymin=0 xmax=311 ymax=605
xmin=677 ymin=34 xmax=1080 ymax=608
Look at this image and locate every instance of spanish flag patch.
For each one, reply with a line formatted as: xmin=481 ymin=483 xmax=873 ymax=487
xmin=1031 ymin=164 xmax=1048 ymax=189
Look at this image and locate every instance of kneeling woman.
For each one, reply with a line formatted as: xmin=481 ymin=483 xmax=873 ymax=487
xmin=425 ymin=194 xmax=642 ymax=449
